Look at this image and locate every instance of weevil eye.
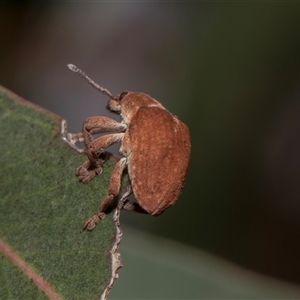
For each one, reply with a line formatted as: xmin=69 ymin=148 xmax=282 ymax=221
xmin=119 ymin=91 xmax=129 ymax=101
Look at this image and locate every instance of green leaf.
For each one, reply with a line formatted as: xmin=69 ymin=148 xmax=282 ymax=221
xmin=0 ymin=86 xmax=121 ymax=300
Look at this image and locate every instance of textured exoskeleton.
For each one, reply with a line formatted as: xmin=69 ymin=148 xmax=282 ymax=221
xmin=68 ymin=65 xmax=191 ymax=230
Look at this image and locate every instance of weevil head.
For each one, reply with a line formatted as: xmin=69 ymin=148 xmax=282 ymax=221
xmin=66 ymin=65 xmax=166 ymax=123
xmin=108 ymin=91 xmax=165 ymax=124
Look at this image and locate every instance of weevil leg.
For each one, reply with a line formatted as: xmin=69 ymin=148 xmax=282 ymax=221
xmin=118 ymin=183 xmax=150 ymax=214
xmin=122 ymin=201 xmax=149 ymax=214
xmin=77 ymin=133 xmax=124 ymax=183
xmin=114 ymin=184 xmax=149 ymax=214
xmin=75 ymin=159 xmax=104 ymax=183
xmin=67 ymin=117 xmax=125 ymax=149
xmin=84 ymin=157 xmax=127 ymax=230
xmin=70 ymin=117 xmax=126 ymax=182
xmin=82 ymin=116 xmax=127 ymax=145
xmin=115 ymin=184 xmax=149 ymax=214
xmin=117 ymin=184 xmax=133 ymax=210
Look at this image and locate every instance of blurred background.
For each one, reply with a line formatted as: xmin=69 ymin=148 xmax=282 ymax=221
xmin=1 ymin=1 xmax=300 ymax=298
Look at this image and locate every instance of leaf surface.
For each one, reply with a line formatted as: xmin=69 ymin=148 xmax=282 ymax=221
xmin=0 ymin=86 xmax=119 ymax=300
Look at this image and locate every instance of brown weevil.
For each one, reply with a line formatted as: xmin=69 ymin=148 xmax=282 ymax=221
xmin=67 ymin=64 xmax=191 ymax=230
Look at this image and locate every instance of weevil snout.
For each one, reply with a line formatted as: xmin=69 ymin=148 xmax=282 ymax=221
xmin=107 ymin=91 xmax=129 ymax=113
xmin=107 ymin=98 xmax=121 ymax=113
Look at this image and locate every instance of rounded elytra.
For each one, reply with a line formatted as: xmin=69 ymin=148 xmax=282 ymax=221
xmin=68 ymin=64 xmax=191 ymax=230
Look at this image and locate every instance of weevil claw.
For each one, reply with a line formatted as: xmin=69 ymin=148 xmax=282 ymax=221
xmin=76 ymin=164 xmax=103 ymax=183
xmin=83 ymin=212 xmax=106 ymax=230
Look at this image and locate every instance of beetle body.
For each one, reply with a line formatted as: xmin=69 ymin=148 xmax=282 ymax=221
xmin=119 ymin=92 xmax=190 ymax=215
xmin=67 ymin=65 xmax=191 ymax=230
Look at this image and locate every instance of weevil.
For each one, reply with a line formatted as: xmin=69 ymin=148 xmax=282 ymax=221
xmin=67 ymin=64 xmax=191 ymax=230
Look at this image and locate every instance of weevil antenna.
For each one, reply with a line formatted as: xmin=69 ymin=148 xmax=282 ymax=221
xmin=67 ymin=64 xmax=113 ymax=98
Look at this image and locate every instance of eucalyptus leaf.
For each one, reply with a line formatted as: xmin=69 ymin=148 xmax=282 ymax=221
xmin=0 ymin=86 xmax=120 ymax=300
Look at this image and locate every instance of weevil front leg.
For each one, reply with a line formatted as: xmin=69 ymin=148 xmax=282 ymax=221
xmin=82 ymin=116 xmax=127 ymax=145
xmin=78 ymin=132 xmax=124 ymax=183
xmin=84 ymin=157 xmax=127 ymax=230
xmin=75 ymin=116 xmax=127 ymax=183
